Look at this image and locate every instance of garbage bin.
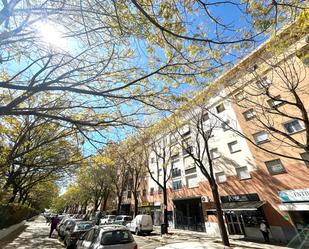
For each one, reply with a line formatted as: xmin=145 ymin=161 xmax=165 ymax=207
xmin=161 ymin=223 xmax=167 ymax=234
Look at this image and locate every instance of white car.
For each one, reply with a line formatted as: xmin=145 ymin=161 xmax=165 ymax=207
xmin=126 ymin=214 xmax=153 ymax=235
xmin=100 ymin=215 xmax=116 ymax=225
xmin=76 ymin=225 xmax=137 ymax=249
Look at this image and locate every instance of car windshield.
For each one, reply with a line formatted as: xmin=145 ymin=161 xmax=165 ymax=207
xmin=115 ymin=216 xmax=123 ymax=221
xmin=108 ymin=215 xmax=116 ymax=219
xmin=76 ymin=223 xmax=93 ymax=230
xmin=101 ymin=230 xmax=134 ymax=245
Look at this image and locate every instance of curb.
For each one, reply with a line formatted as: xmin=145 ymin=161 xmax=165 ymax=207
xmin=0 ymin=220 xmax=26 ymax=241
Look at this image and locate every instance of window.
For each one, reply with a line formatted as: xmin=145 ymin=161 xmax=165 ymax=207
xmin=101 ymin=230 xmax=134 ymax=245
xmin=215 ymin=172 xmax=227 ymax=183
xmin=172 ymin=180 xmax=182 ymax=190
xmin=222 ymin=120 xmax=231 ymax=131
xmin=300 ymin=152 xmax=309 ymax=167
xmin=253 ymin=131 xmax=269 ymax=144
xmin=202 ymin=112 xmax=209 ymax=122
xmin=158 ymin=186 xmax=163 ymax=193
xmin=150 ymin=157 xmax=155 ymax=163
xmin=181 ymin=125 xmax=191 ymax=136
xmin=210 ymin=148 xmax=220 ymax=159
xmin=185 ymin=167 xmax=196 ymax=174
xmin=216 ymin=103 xmax=225 ymax=113
xmin=184 ymin=156 xmax=194 ymax=170
xmin=183 ymin=146 xmax=193 ymax=156
xmin=127 ymin=191 xmax=131 ymax=199
xmin=248 ymin=63 xmax=258 ymax=72
xmin=227 ymin=78 xmax=237 ymax=86
xmin=150 ymin=187 xmax=154 ymax=195
xmin=235 ymin=92 xmax=245 ymax=101
xmin=236 ymin=166 xmax=251 ymax=180
xmin=186 ymin=174 xmax=198 ymax=188
xmin=265 ymin=159 xmax=286 ymax=175
xmin=142 ymin=189 xmax=147 ymax=196
xmin=267 ymin=95 xmax=284 ymax=108
xmin=256 ymin=78 xmax=271 ymax=88
xmin=243 ymin=109 xmax=256 ymax=121
xmin=228 ymin=141 xmax=241 ymax=153
xmin=283 ymin=120 xmax=303 ymax=134
xmin=172 ymin=168 xmax=181 ymax=178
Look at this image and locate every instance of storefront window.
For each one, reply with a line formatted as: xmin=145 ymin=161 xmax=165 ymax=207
xmin=241 ymin=210 xmax=264 ymax=227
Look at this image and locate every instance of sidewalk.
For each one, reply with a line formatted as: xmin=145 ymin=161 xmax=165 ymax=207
xmin=1 ymin=215 xmax=63 ymax=249
xmin=148 ymin=227 xmax=291 ymax=249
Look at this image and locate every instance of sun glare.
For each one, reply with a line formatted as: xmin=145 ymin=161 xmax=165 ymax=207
xmin=36 ymin=22 xmax=69 ymax=50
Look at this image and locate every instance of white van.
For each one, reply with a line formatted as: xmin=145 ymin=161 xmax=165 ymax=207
xmin=126 ymin=214 xmax=153 ymax=235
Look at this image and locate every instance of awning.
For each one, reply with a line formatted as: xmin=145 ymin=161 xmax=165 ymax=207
xmin=279 ymin=202 xmax=309 ymax=211
xmin=207 ymin=201 xmax=264 ymax=211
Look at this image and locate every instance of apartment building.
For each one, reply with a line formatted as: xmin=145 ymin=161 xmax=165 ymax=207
xmin=125 ymin=21 xmax=309 ymax=243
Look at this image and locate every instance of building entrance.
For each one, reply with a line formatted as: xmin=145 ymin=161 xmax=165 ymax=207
xmin=225 ymin=212 xmax=245 ymax=235
xmin=173 ymin=197 xmax=205 ymax=232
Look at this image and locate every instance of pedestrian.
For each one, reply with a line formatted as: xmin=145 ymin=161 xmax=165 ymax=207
xmin=49 ymin=214 xmax=59 ymax=238
xmin=260 ymin=219 xmax=270 ymax=243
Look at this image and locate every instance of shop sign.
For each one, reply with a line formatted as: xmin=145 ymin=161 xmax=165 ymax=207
xmin=279 ymin=188 xmax=309 ymax=203
xmin=142 ymin=202 xmax=150 ymax=206
xmin=154 ymin=201 xmax=161 ymax=206
xmin=221 ymin=193 xmax=259 ymax=203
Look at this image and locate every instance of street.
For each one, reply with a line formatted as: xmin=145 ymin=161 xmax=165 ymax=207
xmin=0 ymin=216 xmax=293 ymax=249
xmin=0 ymin=216 xmax=164 ymax=249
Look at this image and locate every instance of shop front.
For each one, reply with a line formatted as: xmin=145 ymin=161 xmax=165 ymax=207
xmin=278 ymin=188 xmax=309 ymax=232
xmin=173 ymin=197 xmax=205 ymax=232
xmin=138 ymin=201 xmax=162 ymax=226
xmin=207 ymin=193 xmax=265 ymax=238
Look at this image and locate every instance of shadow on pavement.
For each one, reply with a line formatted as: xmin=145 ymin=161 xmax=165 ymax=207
xmin=0 ymin=224 xmax=28 ymax=248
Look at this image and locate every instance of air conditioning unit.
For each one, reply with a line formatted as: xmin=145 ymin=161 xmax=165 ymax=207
xmin=201 ymin=196 xmax=209 ymax=203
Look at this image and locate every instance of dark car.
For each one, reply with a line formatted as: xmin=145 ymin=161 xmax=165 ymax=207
xmin=64 ymin=221 xmax=94 ymax=249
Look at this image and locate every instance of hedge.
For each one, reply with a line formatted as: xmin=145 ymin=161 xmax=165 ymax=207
xmin=0 ymin=203 xmax=40 ymax=229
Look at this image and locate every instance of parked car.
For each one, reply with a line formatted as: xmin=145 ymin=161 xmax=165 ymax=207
xmin=113 ymin=215 xmax=132 ymax=226
xmin=76 ymin=225 xmax=137 ymax=249
xmin=100 ymin=215 xmax=116 ymax=225
xmin=126 ymin=214 xmax=153 ymax=235
xmin=58 ymin=218 xmax=83 ymax=239
xmin=64 ymin=221 xmax=94 ymax=249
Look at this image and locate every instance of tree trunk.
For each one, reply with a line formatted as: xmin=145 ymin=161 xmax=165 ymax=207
xmin=134 ymin=193 xmax=138 ymax=217
xmin=162 ymin=184 xmax=168 ymax=234
xmin=8 ymin=188 xmax=18 ymax=203
xmin=83 ymin=199 xmax=88 ymax=214
xmin=211 ymin=180 xmax=230 ymax=247
xmin=94 ymin=198 xmax=100 ymax=211
xmin=102 ymin=191 xmax=110 ymax=211
xmin=117 ymin=194 xmax=122 ymax=214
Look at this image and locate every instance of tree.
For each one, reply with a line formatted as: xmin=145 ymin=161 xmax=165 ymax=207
xmin=170 ymin=106 xmax=230 ymax=246
xmin=1 ymin=0 xmax=306 ymax=137
xmin=76 ymin=157 xmax=114 ymax=212
xmin=140 ymin=126 xmax=177 ymax=234
xmin=26 ymin=181 xmax=59 ymax=210
xmin=0 ymin=116 xmax=82 ymax=204
xmin=118 ymin=137 xmax=148 ymax=217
